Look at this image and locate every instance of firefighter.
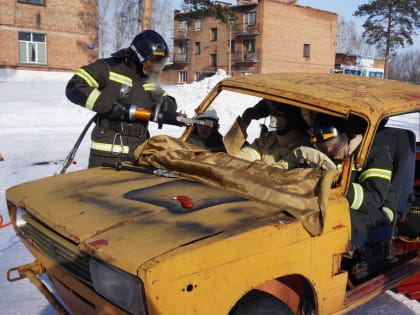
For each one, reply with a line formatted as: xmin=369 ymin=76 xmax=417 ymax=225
xmin=186 ymin=109 xmax=225 ymax=152
xmin=234 ymin=100 xmax=311 ymax=165
xmin=66 ymin=30 xmax=178 ymax=168
xmin=310 ymin=114 xmax=394 ymax=250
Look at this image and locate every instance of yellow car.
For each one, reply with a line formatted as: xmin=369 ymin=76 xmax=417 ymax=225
xmin=6 ymin=73 xmax=420 ymax=315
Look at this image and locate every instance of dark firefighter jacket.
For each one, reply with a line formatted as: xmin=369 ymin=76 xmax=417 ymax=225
xmin=346 ymin=140 xmax=393 ymax=226
xmin=373 ymin=127 xmax=416 ymax=214
xmin=66 ymin=57 xmax=168 ymax=166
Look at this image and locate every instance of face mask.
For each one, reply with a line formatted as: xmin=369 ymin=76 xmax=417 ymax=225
xmin=143 ymin=57 xmax=168 ymax=76
xmin=314 ymin=134 xmax=348 ymax=159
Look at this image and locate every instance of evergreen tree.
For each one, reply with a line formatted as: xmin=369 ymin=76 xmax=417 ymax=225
xmin=354 ymin=0 xmax=420 ymax=79
xmin=180 ymin=0 xmax=235 ymax=23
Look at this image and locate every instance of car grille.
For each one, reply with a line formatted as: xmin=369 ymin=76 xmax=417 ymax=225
xmin=20 ymin=214 xmax=93 ymax=288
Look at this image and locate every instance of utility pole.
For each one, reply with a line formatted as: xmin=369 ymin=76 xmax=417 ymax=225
xmin=143 ymin=0 xmax=153 ymax=30
xmin=228 ymin=15 xmax=234 ymax=76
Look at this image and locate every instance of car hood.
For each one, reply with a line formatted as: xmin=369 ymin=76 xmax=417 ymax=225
xmin=7 ymin=167 xmax=283 ymax=273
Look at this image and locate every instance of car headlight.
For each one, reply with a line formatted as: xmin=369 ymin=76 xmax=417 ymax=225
xmin=15 ymin=207 xmax=28 ymax=228
xmin=89 ymin=258 xmax=147 ymax=315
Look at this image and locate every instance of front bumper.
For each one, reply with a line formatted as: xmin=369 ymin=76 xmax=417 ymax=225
xmin=7 ymin=205 xmax=129 ymax=315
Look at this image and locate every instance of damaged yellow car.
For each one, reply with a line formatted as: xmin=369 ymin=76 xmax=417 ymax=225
xmin=5 ymin=73 xmax=420 ymax=315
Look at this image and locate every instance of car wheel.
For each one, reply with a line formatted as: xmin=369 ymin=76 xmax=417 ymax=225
xmin=229 ymin=289 xmax=294 ymax=315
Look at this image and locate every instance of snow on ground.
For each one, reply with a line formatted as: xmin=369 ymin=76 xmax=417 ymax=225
xmin=0 ymin=69 xmax=418 ymax=314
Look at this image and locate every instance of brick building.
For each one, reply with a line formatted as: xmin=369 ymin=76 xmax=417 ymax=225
xmin=0 ymin=0 xmax=98 ymax=72
xmin=162 ymin=0 xmax=337 ymax=84
xmin=335 ymin=53 xmax=385 ymax=79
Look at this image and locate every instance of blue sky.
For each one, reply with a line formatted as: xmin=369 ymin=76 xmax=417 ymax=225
xmin=171 ymin=0 xmax=366 ymax=19
xmin=171 ymin=0 xmax=419 ymax=52
xmin=299 ymin=0 xmax=366 ymax=18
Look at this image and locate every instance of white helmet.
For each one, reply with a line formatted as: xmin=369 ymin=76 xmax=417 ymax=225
xmin=196 ymin=109 xmax=219 ymax=121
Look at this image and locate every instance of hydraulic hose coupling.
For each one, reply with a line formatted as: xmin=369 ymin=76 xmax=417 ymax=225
xmin=128 ymin=105 xmax=152 ymax=121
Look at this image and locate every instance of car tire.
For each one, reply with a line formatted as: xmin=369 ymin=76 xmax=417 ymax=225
xmin=229 ymin=289 xmax=294 ymax=315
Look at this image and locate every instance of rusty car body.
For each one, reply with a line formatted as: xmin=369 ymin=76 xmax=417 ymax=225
xmin=5 ymin=73 xmax=420 ymax=314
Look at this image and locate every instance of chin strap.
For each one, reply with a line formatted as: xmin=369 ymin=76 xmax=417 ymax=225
xmin=130 ymin=44 xmax=145 ymax=64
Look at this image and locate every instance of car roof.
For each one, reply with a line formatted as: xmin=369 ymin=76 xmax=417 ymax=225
xmin=195 ymin=73 xmax=419 ymax=167
xmin=203 ymin=73 xmax=419 ymax=121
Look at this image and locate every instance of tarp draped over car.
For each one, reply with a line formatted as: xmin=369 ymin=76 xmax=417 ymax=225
xmin=134 ymin=135 xmax=339 ymax=236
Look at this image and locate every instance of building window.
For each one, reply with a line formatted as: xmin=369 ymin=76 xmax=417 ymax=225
xmin=244 ymin=11 xmax=256 ymax=27
xmin=178 ymin=42 xmax=188 ymax=55
xmin=194 ymin=42 xmax=201 ymax=55
xmin=195 ymin=19 xmax=201 ymax=31
xmin=229 ymin=40 xmax=235 ymax=53
xmin=210 ymin=54 xmax=217 ymax=66
xmin=344 ymin=68 xmax=362 ymax=76
xmin=179 ymin=20 xmax=188 ymax=31
xmin=303 ymin=44 xmax=310 ymax=58
xmin=18 ymin=0 xmax=44 ymax=4
xmin=211 ymin=28 xmax=217 ymax=41
xmin=369 ymin=71 xmax=384 ymax=79
xmin=194 ymin=72 xmax=201 ymax=81
xmin=178 ymin=71 xmax=187 ymax=83
xmin=244 ymin=39 xmax=255 ymax=53
xmin=19 ymin=32 xmax=46 ymax=64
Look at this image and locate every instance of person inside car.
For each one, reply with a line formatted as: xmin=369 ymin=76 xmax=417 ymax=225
xmin=234 ymin=100 xmax=311 ymax=165
xmin=310 ymin=114 xmax=394 ymax=251
xmin=186 ymin=109 xmax=226 ymax=152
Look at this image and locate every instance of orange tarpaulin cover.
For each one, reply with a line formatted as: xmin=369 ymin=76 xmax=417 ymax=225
xmin=134 ymin=135 xmax=338 ymax=236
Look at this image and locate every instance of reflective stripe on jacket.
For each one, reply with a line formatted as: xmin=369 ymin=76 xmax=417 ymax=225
xmin=66 ymin=57 xmax=170 ymax=165
xmin=66 ymin=58 xmax=167 ymax=114
xmin=91 ymin=141 xmax=129 ymax=155
xmin=347 ymin=144 xmax=393 ymax=214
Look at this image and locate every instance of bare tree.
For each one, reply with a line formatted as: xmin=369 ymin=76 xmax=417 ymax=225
xmin=336 ymin=17 xmax=362 ymax=54
xmin=98 ymin=0 xmax=112 ymax=58
xmin=113 ymin=0 xmax=139 ymax=51
xmin=152 ymin=0 xmax=173 ymax=39
xmin=98 ymin=0 xmax=176 ymax=55
xmin=405 ymin=50 xmax=420 ymax=82
xmin=360 ymin=41 xmax=381 ymax=58
xmin=336 ymin=16 xmax=379 ymax=57
xmin=389 ymin=49 xmax=420 ymax=82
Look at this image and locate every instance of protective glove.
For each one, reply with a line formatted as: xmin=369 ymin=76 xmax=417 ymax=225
xmin=240 ymin=99 xmax=273 ymax=131
xmin=108 ymin=103 xmax=128 ymax=120
xmin=253 ymin=99 xmax=274 ymax=117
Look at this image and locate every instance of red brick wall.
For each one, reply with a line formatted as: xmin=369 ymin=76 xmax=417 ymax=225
xmin=260 ymin=1 xmax=337 ymax=73
xmin=373 ymin=59 xmax=385 ymax=68
xmin=0 ymin=0 xmax=98 ymax=72
xmin=168 ymin=0 xmax=337 ymax=84
xmin=335 ymin=53 xmax=385 ymax=68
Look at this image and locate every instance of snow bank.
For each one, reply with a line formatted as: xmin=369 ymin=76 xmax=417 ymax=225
xmin=0 ymin=69 xmax=73 ymax=82
xmin=0 ymin=68 xmax=419 ymax=315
